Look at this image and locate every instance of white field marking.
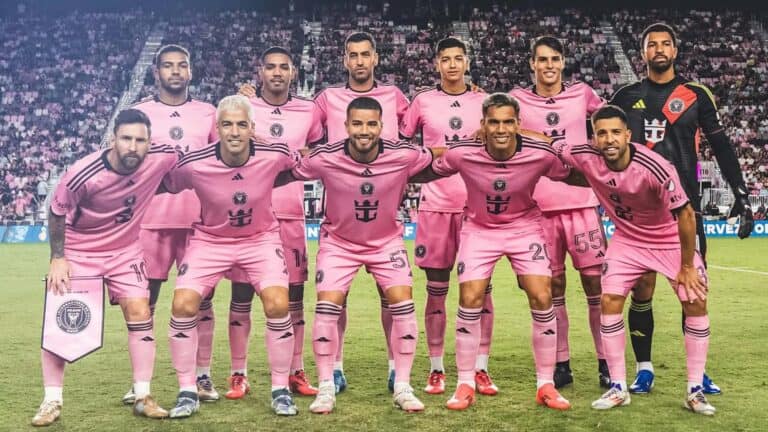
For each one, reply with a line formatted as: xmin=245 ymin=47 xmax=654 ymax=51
xmin=709 ymin=265 xmax=768 ymax=276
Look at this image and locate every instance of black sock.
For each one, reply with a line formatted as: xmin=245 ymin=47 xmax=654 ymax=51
xmin=628 ymin=297 xmax=654 ymax=363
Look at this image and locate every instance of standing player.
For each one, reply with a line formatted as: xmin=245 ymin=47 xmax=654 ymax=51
xmin=32 ymin=110 xmax=176 ymax=426
xmin=221 ymin=47 xmax=324 ymax=400
xmin=556 ymin=105 xmax=716 ymax=415
xmin=510 ymin=36 xmax=609 ymax=388
xmin=162 ymin=96 xmax=298 ymax=418
xmin=276 ymin=97 xmax=434 ymax=414
xmin=129 ymin=45 xmax=218 ymax=403
xmin=610 ymin=23 xmax=753 ymax=394
xmin=400 ymin=37 xmax=496 ymax=395
xmin=426 ymin=93 xmax=577 ymax=411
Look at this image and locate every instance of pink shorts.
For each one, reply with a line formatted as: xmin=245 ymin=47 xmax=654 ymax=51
xmin=414 ymin=211 xmax=463 ymax=270
xmin=139 ymin=228 xmax=193 ymax=281
xmin=541 ymin=207 xmax=606 ymax=276
xmin=315 ymin=236 xmax=413 ymax=294
xmin=456 ymin=228 xmax=552 ymax=283
xmin=66 ymin=246 xmax=149 ymax=305
xmin=227 ymin=219 xmax=308 ymax=285
xmin=601 ymin=243 xmax=708 ymax=302
xmin=176 ymin=232 xmax=289 ymax=298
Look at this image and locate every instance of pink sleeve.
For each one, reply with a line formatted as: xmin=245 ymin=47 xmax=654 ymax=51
xmin=162 ymin=164 xmax=190 ymax=194
xmin=407 ymin=146 xmax=434 ymax=176
xmin=396 ymin=89 xmax=410 ymax=130
xmin=544 ymin=152 xmax=572 ymax=181
xmin=313 ymin=92 xmax=328 ymax=129
xmin=208 ymin=112 xmax=219 ymax=143
xmin=291 ymin=154 xmax=320 ymax=180
xmin=399 ymin=96 xmax=421 ymax=139
xmin=553 ymin=140 xmax=577 ymax=168
xmin=585 ymin=85 xmax=606 ymax=115
xmin=659 ymin=169 xmax=689 ymax=212
xmin=306 ymin=104 xmax=325 ymax=145
xmin=49 ymin=172 xmax=83 ymax=216
xmin=432 ymin=147 xmax=459 ymax=177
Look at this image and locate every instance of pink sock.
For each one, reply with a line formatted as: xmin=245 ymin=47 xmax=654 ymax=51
xmin=265 ymin=315 xmax=294 ymax=388
xmin=41 ymin=350 xmax=65 ymax=387
xmin=552 ymin=296 xmax=569 ymax=363
xmin=289 ymin=300 xmax=305 ymax=372
xmin=378 ymin=286 xmax=394 ymax=362
xmin=196 ymin=298 xmax=215 ymax=371
xmin=334 ymin=302 xmax=347 ymax=365
xmin=168 ymin=315 xmax=199 ymax=388
xmin=684 ymin=315 xmax=710 ymax=387
xmin=229 ymin=301 xmax=252 ymax=373
xmin=479 ymin=285 xmax=495 ymax=357
xmin=586 ymin=295 xmax=604 ymax=359
xmin=314 ymin=301 xmax=342 ymax=382
xmin=390 ymin=300 xmax=417 ymax=384
xmin=531 ymin=307 xmax=557 ymax=382
xmin=425 ymin=281 xmax=449 ymax=358
xmin=126 ymin=318 xmax=155 ymax=382
xmin=600 ymin=313 xmax=626 ymax=384
xmin=456 ymin=306 xmax=482 ymax=383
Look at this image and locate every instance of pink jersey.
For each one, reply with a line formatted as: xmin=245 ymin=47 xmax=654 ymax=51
xmin=510 ymin=82 xmax=604 ymax=211
xmin=132 ymin=96 xmax=218 ymax=229
xmin=163 ymin=141 xmax=298 ymax=243
xmin=249 ymin=91 xmax=324 ymax=220
xmin=432 ymin=135 xmax=571 ymax=231
xmin=292 ymin=139 xmax=433 ymax=253
xmin=50 ymin=145 xmax=178 ymax=253
xmin=313 ymin=81 xmax=409 ymax=144
xmin=557 ymin=142 xmax=689 ymax=248
xmin=400 ymin=85 xmax=485 ymax=212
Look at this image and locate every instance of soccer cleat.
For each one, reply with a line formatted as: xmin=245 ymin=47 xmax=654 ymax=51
xmin=598 ymin=360 xmax=611 ymax=389
xmin=224 ymin=373 xmax=250 ymax=400
xmin=133 ymin=394 xmax=168 ymax=419
xmin=393 ymin=385 xmax=425 ymax=412
xmin=271 ymin=388 xmax=299 ymax=416
xmin=309 ymin=382 xmax=336 ymax=414
xmin=554 ymin=363 xmax=574 ymax=389
xmin=388 ymin=369 xmax=395 ymax=393
xmin=122 ymin=387 xmax=135 ymax=405
xmin=168 ymin=391 xmax=200 ymax=419
xmin=591 ymin=383 xmax=631 ymax=410
xmin=289 ymin=370 xmax=319 ymax=396
xmin=536 ymin=383 xmax=572 ymax=411
xmin=333 ymin=369 xmax=347 ymax=394
xmin=31 ymin=400 xmax=61 ymax=427
xmin=475 ymin=370 xmax=499 ymax=396
xmin=424 ymin=370 xmax=446 ymax=394
xmin=629 ymin=369 xmax=655 ymax=394
xmin=196 ymin=375 xmax=220 ymax=402
xmin=446 ymin=383 xmax=476 ymax=410
xmin=685 ymin=386 xmax=716 ymax=416
xmin=702 ymin=373 xmax=722 ymax=395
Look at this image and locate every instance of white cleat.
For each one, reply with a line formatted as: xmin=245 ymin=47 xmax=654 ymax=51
xmin=31 ymin=400 xmax=62 ymax=427
xmin=309 ymin=382 xmax=336 ymax=414
xmin=393 ymin=385 xmax=425 ymax=413
xmin=592 ymin=383 xmax=631 ymax=410
xmin=685 ymin=387 xmax=716 ymax=416
xmin=122 ymin=387 xmax=135 ymax=405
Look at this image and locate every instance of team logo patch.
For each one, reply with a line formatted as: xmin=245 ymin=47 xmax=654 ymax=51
xmin=415 ymin=245 xmax=426 ymax=258
xmin=315 ymin=270 xmax=324 ymax=283
xmin=124 ymin=195 xmax=136 ymax=206
xmin=178 ymin=263 xmax=188 ymax=276
xmin=668 ymin=98 xmax=685 ymax=113
xmin=667 ymin=179 xmax=676 ymax=191
xmin=169 ymin=126 xmax=184 ymax=141
xmin=546 ymin=112 xmax=560 ymax=126
xmin=449 ymin=116 xmax=463 ymax=131
xmin=602 ymin=262 xmax=608 ymax=275
xmin=233 ymin=191 xmax=248 ymax=205
xmin=270 ymin=123 xmax=284 ymax=137
xmin=360 ymin=182 xmax=374 ymax=195
xmin=457 ymin=261 xmax=465 ymax=275
xmin=56 ymin=300 xmax=91 ymax=334
xmin=493 ymin=179 xmax=506 ymax=192
xmin=644 ymin=118 xmax=667 ymax=145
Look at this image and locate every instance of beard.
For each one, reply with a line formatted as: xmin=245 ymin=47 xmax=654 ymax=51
xmin=648 ymin=58 xmax=673 ymax=74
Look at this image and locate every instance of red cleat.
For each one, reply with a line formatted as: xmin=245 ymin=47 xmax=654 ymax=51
xmin=289 ymin=370 xmax=319 ymax=396
xmin=424 ymin=370 xmax=446 ymax=395
xmin=475 ymin=370 xmax=499 ymax=396
xmin=225 ymin=373 xmax=250 ymax=400
xmin=446 ymin=384 xmax=476 ymax=411
xmin=536 ymin=383 xmax=571 ymax=411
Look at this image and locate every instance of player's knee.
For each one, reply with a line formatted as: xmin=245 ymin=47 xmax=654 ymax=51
xmin=261 ymin=288 xmax=289 ymax=318
xmin=121 ymin=298 xmax=150 ymax=321
xmin=288 ymin=283 xmax=305 ymax=302
xmin=580 ymin=273 xmax=602 ymax=296
xmin=550 ymin=274 xmax=566 ymax=297
xmin=631 ymin=273 xmax=656 ymax=301
xmin=601 ymin=294 xmax=625 ymax=314
xmin=459 ymin=285 xmax=485 ymax=308
xmin=171 ymin=290 xmax=201 ymax=317
xmin=527 ymin=290 xmax=552 ymax=310
xmin=231 ymin=282 xmax=255 ymax=303
xmin=682 ymin=299 xmax=707 ymax=316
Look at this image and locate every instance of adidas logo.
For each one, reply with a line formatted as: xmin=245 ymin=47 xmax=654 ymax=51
xmin=596 ymin=251 xmax=605 ymax=258
xmin=457 ymin=327 xmax=470 ymax=334
xmin=606 ymin=178 xmax=617 ymax=187
xmin=629 ymin=330 xmax=646 ymax=337
xmin=450 ymin=100 xmax=461 ymax=108
xmin=361 ymin=168 xmax=373 ymax=177
xmin=316 ymin=337 xmax=331 ymax=342
xmin=632 ymin=99 xmax=646 ymax=109
xmin=170 ymin=111 xmax=181 ymax=117
xmin=545 ymin=98 xmax=556 ymax=104
xmin=428 ymin=310 xmax=443 ymax=315
xmin=173 ymin=332 xmax=189 ymax=338
xmin=542 ymin=329 xmax=556 ymax=335
xmin=401 ymin=334 xmax=416 ymax=340
xmin=296 ymin=320 xmax=306 ymax=326
xmin=200 ymin=316 xmax=212 ymax=322
xmin=481 ymin=308 xmax=491 ymax=314
xmin=232 ymin=173 xmax=244 ymax=181
xmin=127 ymin=179 xmax=135 ymax=186
xmin=230 ymin=321 xmax=242 ymax=326
xmin=271 ymin=108 xmax=282 ymax=115
xmin=279 ymin=332 xmax=294 ymax=339
xmin=141 ymin=336 xmax=154 ymax=342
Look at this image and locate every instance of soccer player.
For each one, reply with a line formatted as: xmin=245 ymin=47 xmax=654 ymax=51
xmin=33 ymin=109 xmax=177 ymax=426
xmin=130 ymin=44 xmax=218 ymax=403
xmin=275 ymin=96 xmax=434 ymax=414
xmin=610 ymin=23 xmax=754 ymax=394
xmin=222 ymin=47 xmax=324 ymax=399
xmin=162 ymin=95 xmax=298 ymax=418
xmin=427 ymin=93 xmax=577 ymax=411
xmin=400 ymin=37 xmax=496 ymax=395
xmin=556 ymin=105 xmax=716 ymax=415
xmin=510 ymin=36 xmax=609 ymax=388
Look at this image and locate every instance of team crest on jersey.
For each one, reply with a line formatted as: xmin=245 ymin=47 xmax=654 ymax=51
xmin=270 ymin=123 xmax=284 ymax=137
xmin=493 ymin=179 xmax=506 ymax=192
xmin=56 ymin=300 xmax=91 ymax=334
xmin=415 ymin=245 xmax=426 ymax=258
xmin=457 ymin=261 xmax=465 ymax=275
xmin=315 ymin=270 xmax=324 ymax=283
xmin=546 ymin=112 xmax=560 ymax=126
xmin=644 ymin=118 xmax=667 ymax=144
xmin=354 ymin=199 xmax=378 ymax=222
xmin=360 ymin=182 xmax=374 ymax=195
xmin=169 ymin=126 xmax=184 ymax=141
xmin=449 ymin=116 xmax=463 ymax=131
xmin=178 ymin=263 xmax=188 ymax=276
xmin=668 ymin=98 xmax=685 ymax=114
xmin=233 ymin=191 xmax=248 ymax=205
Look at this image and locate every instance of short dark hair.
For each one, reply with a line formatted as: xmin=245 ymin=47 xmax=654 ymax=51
xmin=346 ymin=96 xmax=382 ymax=118
xmin=345 ymin=32 xmax=377 ymax=52
xmin=482 ymin=93 xmax=520 ymax=117
xmin=113 ymin=109 xmax=152 ymax=135
xmin=531 ymin=35 xmax=564 ymax=57
xmin=260 ymin=46 xmax=292 ymax=63
xmin=435 ymin=37 xmax=467 ymax=57
xmin=640 ymin=22 xmax=677 ymax=48
xmin=591 ymin=105 xmax=628 ymax=127
xmin=154 ymin=44 xmax=190 ymax=67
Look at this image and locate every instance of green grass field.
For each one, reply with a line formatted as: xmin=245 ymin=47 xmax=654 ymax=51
xmin=1 ymin=238 xmax=766 ymax=431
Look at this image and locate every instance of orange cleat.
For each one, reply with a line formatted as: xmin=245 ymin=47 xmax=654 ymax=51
xmin=475 ymin=370 xmax=499 ymax=396
xmin=535 ymin=383 xmax=571 ymax=411
xmin=289 ymin=370 xmax=319 ymax=396
xmin=224 ymin=373 xmax=250 ymax=400
xmin=446 ymin=384 xmax=476 ymax=411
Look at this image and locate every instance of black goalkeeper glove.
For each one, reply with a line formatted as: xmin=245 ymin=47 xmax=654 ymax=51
xmin=726 ymin=188 xmax=754 ymax=239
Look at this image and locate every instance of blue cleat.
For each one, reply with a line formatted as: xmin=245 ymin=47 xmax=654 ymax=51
xmin=333 ymin=369 xmax=347 ymax=394
xmin=169 ymin=391 xmax=200 ymax=419
xmin=388 ymin=369 xmax=395 ymax=393
xmin=629 ymin=369 xmax=655 ymax=394
xmin=271 ymin=388 xmax=298 ymax=416
xmin=702 ymin=373 xmax=722 ymax=395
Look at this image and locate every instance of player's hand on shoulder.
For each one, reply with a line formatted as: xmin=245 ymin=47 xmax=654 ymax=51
xmin=47 ymin=257 xmax=71 ymax=296
xmin=238 ymin=83 xmax=257 ymax=98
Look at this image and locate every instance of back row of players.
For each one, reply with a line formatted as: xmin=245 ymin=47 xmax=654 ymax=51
xmin=32 ymin=23 xmax=754 ymax=426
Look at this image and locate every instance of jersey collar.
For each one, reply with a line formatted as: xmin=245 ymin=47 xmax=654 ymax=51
xmin=437 ymin=83 xmax=471 ymax=95
xmin=343 ymin=138 xmax=384 ymax=163
xmin=484 ymin=134 xmax=523 ymax=161
xmin=345 ymin=80 xmax=379 ymax=93
xmin=153 ymin=94 xmax=193 ymax=106
xmin=255 ymin=87 xmax=292 ymax=106
xmin=530 ymin=83 xmax=565 ymax=97
xmin=215 ymin=140 xmax=256 ymax=167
